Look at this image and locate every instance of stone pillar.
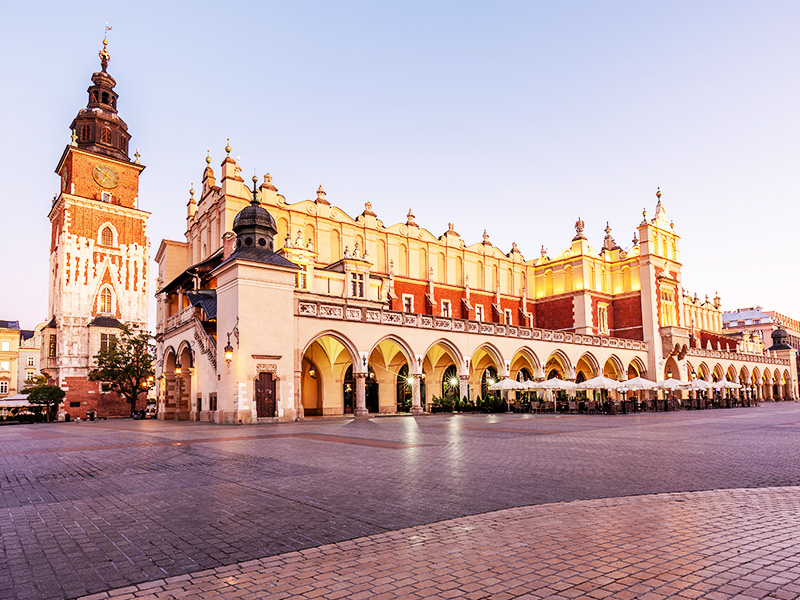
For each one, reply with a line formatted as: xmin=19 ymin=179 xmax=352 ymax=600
xmin=411 ymin=377 xmax=423 ymax=415
xmin=354 ymin=373 xmax=368 ymax=416
xmin=459 ymin=374 xmax=469 ymax=403
xmin=294 ymin=369 xmax=304 ymax=420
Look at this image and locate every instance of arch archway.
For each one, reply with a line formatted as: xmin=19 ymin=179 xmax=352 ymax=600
xmin=469 ymin=345 xmax=503 ymax=402
xmin=369 ymin=336 xmax=414 ymax=413
xmin=603 ymin=355 xmax=624 ymax=380
xmin=301 ymin=332 xmax=359 ymax=416
xmin=544 ymin=350 xmax=571 ymax=380
xmin=424 ymin=339 xmax=463 ymax=408
xmin=576 ymin=352 xmax=599 ymax=382
xmin=175 ymin=343 xmax=193 ymax=420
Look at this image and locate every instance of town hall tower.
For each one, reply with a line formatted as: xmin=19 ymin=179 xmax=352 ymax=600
xmin=40 ymin=35 xmax=149 ymax=417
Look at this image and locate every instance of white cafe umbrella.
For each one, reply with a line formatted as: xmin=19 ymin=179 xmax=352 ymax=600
xmin=616 ymin=377 xmax=657 ymax=391
xmin=714 ymin=380 xmax=742 ymax=390
xmin=657 ymin=378 xmax=686 ymax=391
xmin=681 ymin=379 xmax=713 ymax=391
xmin=488 ymin=378 xmax=525 ymax=412
xmin=488 ymin=378 xmax=525 ymax=391
xmin=537 ymin=378 xmax=578 ymax=390
xmin=576 ymin=376 xmax=620 ymax=391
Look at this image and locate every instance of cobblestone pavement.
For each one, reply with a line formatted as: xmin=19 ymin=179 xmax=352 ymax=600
xmin=2 ymin=403 xmax=800 ymax=599
xmin=76 ymin=487 xmax=800 ymax=600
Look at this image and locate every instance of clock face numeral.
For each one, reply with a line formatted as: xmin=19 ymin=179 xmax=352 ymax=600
xmin=92 ymin=164 xmax=120 ymax=189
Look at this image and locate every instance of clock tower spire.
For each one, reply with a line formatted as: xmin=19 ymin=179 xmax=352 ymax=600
xmin=69 ymin=26 xmax=131 ymax=162
xmin=41 ymin=35 xmax=150 ymax=419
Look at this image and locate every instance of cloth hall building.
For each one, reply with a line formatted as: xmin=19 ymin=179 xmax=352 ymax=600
xmin=154 ymin=149 xmax=797 ymax=423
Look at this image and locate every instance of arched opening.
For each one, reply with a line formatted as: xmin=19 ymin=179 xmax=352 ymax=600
xmin=603 ymin=356 xmax=623 ymax=380
xmin=99 ymin=287 xmax=113 ymax=314
xmin=424 ymin=340 xmax=463 ymax=409
xmin=469 ymin=344 xmax=503 ymax=403
xmin=481 ymin=366 xmax=499 ymax=398
xmin=101 ymin=226 xmax=114 ymax=247
xmin=369 ymin=337 xmax=413 ymax=413
xmin=301 ymin=334 xmax=356 ymax=416
xmin=544 ymin=352 xmax=569 ymax=380
xmin=175 ymin=345 xmax=193 ymax=420
xmin=576 ymin=353 xmax=598 ymax=382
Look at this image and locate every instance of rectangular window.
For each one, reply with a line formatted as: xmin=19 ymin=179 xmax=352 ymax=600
xmin=1 ymin=341 xmax=8 ymax=351
xmin=27 ymin=356 xmax=34 ymax=366
xmin=350 ymin=273 xmax=365 ymax=298
xmin=441 ymin=300 xmax=451 ymax=318
xmin=598 ymin=303 xmax=609 ymax=335
xmin=0 ymin=381 xmax=7 ymax=394
xmin=49 ymin=335 xmax=57 ymax=358
xmin=210 ymin=394 xmax=218 ymax=411
xmin=660 ymin=289 xmax=677 ymax=327
xmin=101 ymin=191 xmax=112 ymax=203
xmin=475 ymin=305 xmax=484 ymax=322
xmin=70 ymin=401 xmax=80 ymax=408
xmin=504 ymin=309 xmax=512 ymax=325
xmin=100 ymin=333 xmax=116 ymax=352
xmin=403 ymin=294 xmax=414 ymax=313
xmin=25 ymin=370 xmax=34 ymax=381
xmin=297 ymin=266 xmax=308 ymax=290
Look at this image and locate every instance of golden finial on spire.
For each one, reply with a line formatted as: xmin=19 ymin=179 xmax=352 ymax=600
xmin=205 ymin=150 xmax=211 ymax=165
xmin=225 ymin=138 xmax=231 ymax=157
xmin=656 ymin=186 xmax=662 ymax=199
xmin=189 ymin=183 xmax=195 ymax=199
xmin=134 ymin=149 xmax=141 ymax=164
xmin=99 ymin=23 xmax=112 ymax=72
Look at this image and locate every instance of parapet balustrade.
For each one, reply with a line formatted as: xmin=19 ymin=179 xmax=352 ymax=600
xmin=297 ymin=298 xmax=648 ymax=351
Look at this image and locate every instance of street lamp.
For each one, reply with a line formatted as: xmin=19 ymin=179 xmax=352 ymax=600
xmin=175 ymin=360 xmax=182 ymax=376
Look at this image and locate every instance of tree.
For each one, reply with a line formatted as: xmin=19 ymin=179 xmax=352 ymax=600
xmin=22 ymin=383 xmax=65 ymax=422
xmin=89 ymin=324 xmax=155 ymax=416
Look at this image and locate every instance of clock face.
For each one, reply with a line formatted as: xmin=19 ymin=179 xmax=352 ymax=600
xmin=92 ymin=163 xmax=120 ymax=189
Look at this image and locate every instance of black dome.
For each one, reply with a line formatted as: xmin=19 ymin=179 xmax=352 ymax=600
xmin=233 ymin=203 xmax=276 ymax=233
xmin=769 ymin=327 xmax=793 ymax=351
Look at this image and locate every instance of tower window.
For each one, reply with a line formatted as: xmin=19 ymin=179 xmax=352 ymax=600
xmin=102 ymin=92 xmax=109 ymax=104
xmin=350 ymin=273 xmax=365 ymax=298
xmin=101 ymin=226 xmax=114 ymax=246
xmin=49 ymin=335 xmax=57 ymax=358
xmin=100 ymin=333 xmax=116 ymax=352
xmin=101 ymin=127 xmax=112 ymax=144
xmin=80 ymin=124 xmax=91 ymax=141
xmin=100 ymin=288 xmax=113 ymax=313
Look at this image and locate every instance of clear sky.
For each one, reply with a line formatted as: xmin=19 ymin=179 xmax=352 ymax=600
xmin=2 ymin=0 xmax=799 ymax=330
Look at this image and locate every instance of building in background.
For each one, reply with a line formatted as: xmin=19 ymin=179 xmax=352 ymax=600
xmin=154 ymin=152 xmax=797 ymax=423
xmin=0 ymin=321 xmax=21 ymax=398
xmin=39 ymin=37 xmax=149 ymax=419
xmin=18 ymin=323 xmax=45 ymax=390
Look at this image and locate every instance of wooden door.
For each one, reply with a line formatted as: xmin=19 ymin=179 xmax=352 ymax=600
xmin=256 ymin=372 xmax=276 ymax=417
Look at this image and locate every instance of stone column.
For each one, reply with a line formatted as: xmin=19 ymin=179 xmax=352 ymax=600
xmin=460 ymin=374 xmax=471 ymax=404
xmin=294 ymin=369 xmax=304 ymax=420
xmin=354 ymin=373 xmax=368 ymax=416
xmin=411 ymin=377 xmax=423 ymax=415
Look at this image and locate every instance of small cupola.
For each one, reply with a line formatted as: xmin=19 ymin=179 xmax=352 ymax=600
xmin=69 ymin=28 xmax=132 ymax=161
xmin=232 ymin=175 xmax=278 ymax=252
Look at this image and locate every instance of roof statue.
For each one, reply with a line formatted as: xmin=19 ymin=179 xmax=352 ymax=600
xmin=573 ymin=217 xmax=586 ymax=241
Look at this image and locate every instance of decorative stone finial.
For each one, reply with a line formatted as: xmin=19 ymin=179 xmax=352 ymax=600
xmin=602 ymin=222 xmax=617 ymax=251
xmin=541 ymin=245 xmax=547 ymax=258
xmin=134 ymin=149 xmax=141 ymax=164
xmin=315 ymin=185 xmax=329 ymax=205
xmin=249 ymin=173 xmax=259 ymax=206
xmin=261 ymin=173 xmax=277 ymax=192
xmin=406 ymin=209 xmax=416 ymax=226
xmin=99 ymin=23 xmax=112 ymax=72
xmin=573 ymin=216 xmax=586 ymax=241
xmin=225 ymin=138 xmax=231 ymax=157
xmin=363 ymin=202 xmax=376 ymax=216
xmin=70 ymin=129 xmax=78 ymax=147
xmin=483 ymin=229 xmax=490 ymax=244
xmin=632 ymin=231 xmax=639 ymax=245
xmin=512 ymin=242 xmax=518 ymax=252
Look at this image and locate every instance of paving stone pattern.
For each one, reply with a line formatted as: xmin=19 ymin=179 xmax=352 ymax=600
xmin=1 ymin=404 xmax=800 ymax=599
xmin=77 ymin=487 xmax=800 ymax=600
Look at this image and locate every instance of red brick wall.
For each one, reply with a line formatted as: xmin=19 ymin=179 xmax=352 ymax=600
xmin=700 ymin=331 xmax=736 ymax=351
xmin=60 ymin=377 xmax=132 ymax=419
xmin=534 ymin=296 xmax=574 ymax=330
xmin=392 ymin=280 xmax=428 ymax=314
xmin=611 ymin=294 xmax=644 ymax=340
xmin=66 ymin=151 xmax=142 ymax=211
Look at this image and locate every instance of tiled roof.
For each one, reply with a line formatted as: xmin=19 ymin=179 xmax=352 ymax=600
xmin=88 ymin=316 xmax=123 ymax=328
xmin=0 ymin=320 xmax=20 ymax=330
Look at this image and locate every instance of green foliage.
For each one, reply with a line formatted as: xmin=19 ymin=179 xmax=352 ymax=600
xmin=89 ymin=324 xmax=155 ymax=413
xmin=22 ymin=384 xmax=65 ymax=422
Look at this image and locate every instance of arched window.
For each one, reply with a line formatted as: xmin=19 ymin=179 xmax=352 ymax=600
xmin=80 ymin=124 xmax=91 ymax=141
xmin=100 ymin=288 xmax=113 ymax=313
xmin=101 ymin=127 xmax=112 ymax=143
xmin=419 ymin=248 xmax=428 ymax=279
xmin=438 ymin=253 xmax=446 ymax=283
xmin=564 ymin=266 xmax=573 ymax=292
xmin=456 ymin=256 xmax=463 ymax=286
xmin=545 ymin=270 xmax=554 ymax=296
xmin=101 ymin=226 xmax=114 ymax=247
xmin=622 ymin=266 xmax=631 ymax=291
xmin=398 ymin=243 xmax=408 ymax=276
